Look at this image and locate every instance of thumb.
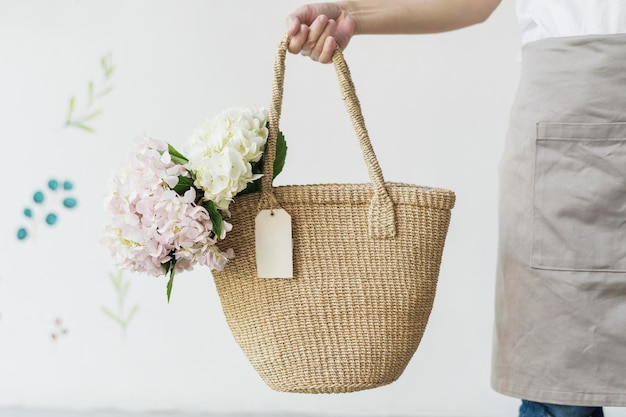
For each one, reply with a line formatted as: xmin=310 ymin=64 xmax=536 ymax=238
xmin=285 ymin=15 xmax=301 ymax=36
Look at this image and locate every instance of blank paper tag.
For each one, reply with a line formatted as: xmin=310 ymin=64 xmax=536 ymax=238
xmin=255 ymin=209 xmax=293 ymax=279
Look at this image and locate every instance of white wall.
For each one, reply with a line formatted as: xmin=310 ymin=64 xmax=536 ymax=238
xmin=2 ymin=1 xmax=621 ymax=417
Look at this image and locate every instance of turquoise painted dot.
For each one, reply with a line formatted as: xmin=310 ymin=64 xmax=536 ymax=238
xmin=33 ymin=191 xmax=45 ymax=204
xmin=48 ymin=179 xmax=59 ymax=191
xmin=63 ymin=181 xmax=74 ymax=191
xmin=63 ymin=198 xmax=77 ymax=209
xmin=17 ymin=228 xmax=27 ymax=240
xmin=45 ymin=213 xmax=58 ymax=225
xmin=23 ymin=208 xmax=33 ymax=218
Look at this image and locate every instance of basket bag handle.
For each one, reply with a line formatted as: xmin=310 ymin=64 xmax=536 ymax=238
xmin=260 ymin=35 xmax=396 ymax=239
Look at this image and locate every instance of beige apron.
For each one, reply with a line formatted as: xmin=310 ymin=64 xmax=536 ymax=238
xmin=491 ymin=34 xmax=626 ymax=406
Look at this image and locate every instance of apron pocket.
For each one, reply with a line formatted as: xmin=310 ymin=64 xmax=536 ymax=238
xmin=531 ymin=122 xmax=626 ymax=272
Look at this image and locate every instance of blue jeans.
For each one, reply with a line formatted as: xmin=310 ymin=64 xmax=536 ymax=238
xmin=520 ymin=400 xmax=604 ymax=417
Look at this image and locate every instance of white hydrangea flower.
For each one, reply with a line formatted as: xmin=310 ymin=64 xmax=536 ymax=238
xmin=185 ymin=106 xmax=269 ymax=211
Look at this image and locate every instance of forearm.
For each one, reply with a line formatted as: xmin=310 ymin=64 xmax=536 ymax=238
xmin=339 ymin=0 xmax=501 ymax=34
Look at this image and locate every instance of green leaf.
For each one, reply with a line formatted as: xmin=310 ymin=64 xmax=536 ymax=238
xmin=102 ymin=55 xmax=111 ymax=74
xmin=250 ymin=158 xmax=263 ymax=175
xmin=66 ymin=96 xmax=75 ymax=123
xmin=273 ymin=130 xmax=287 ymax=179
xmin=109 ymin=271 xmax=122 ymax=291
xmin=237 ymin=180 xmax=260 ymax=196
xmin=104 ymin=64 xmax=113 ymax=79
xmin=167 ymin=143 xmax=189 ymax=165
xmin=126 ymin=305 xmax=139 ymax=324
xmin=120 ymin=280 xmax=131 ymax=303
xmin=204 ymin=200 xmax=223 ymax=238
xmin=81 ymin=109 xmax=103 ymax=122
xmin=101 ymin=307 xmax=125 ymax=326
xmin=102 ymin=53 xmax=114 ymax=79
xmin=166 ymin=267 xmax=175 ymax=303
xmin=68 ymin=122 xmax=95 ymax=133
xmin=172 ymin=176 xmax=194 ymax=196
xmin=97 ymin=85 xmax=114 ymax=98
xmin=88 ymin=81 xmax=94 ymax=104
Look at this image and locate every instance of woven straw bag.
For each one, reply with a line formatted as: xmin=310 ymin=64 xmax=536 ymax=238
xmin=212 ymin=36 xmax=456 ymax=394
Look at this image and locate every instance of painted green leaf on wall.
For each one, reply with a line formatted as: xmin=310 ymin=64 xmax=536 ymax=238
xmin=102 ymin=270 xmax=139 ymax=339
xmin=64 ymin=52 xmax=115 ymax=133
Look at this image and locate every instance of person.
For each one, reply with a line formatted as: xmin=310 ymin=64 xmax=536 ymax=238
xmin=285 ymin=1 xmax=626 ymax=417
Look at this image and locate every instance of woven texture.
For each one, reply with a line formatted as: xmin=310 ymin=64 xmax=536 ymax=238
xmin=212 ymin=36 xmax=455 ymax=394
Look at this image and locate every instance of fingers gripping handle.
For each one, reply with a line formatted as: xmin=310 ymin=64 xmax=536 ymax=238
xmin=263 ymin=35 xmax=396 ymax=239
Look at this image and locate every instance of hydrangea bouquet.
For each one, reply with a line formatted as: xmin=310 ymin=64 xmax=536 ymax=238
xmin=103 ymin=106 xmax=286 ymax=301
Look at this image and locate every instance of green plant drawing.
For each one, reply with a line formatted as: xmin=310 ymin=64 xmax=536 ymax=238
xmin=102 ymin=270 xmax=139 ymax=338
xmin=64 ymin=52 xmax=114 ymax=132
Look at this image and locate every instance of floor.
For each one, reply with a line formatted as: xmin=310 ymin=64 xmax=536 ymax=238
xmin=0 ymin=410 xmax=355 ymax=417
xmin=0 ymin=410 xmax=312 ymax=417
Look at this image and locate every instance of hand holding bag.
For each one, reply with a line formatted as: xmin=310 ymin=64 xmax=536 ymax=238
xmin=212 ymin=36 xmax=456 ymax=393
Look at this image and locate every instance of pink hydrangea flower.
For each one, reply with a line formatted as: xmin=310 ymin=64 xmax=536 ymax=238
xmin=102 ymin=136 xmax=234 ymax=284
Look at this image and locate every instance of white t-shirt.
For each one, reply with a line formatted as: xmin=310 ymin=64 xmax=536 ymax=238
xmin=517 ymin=0 xmax=626 ymax=45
